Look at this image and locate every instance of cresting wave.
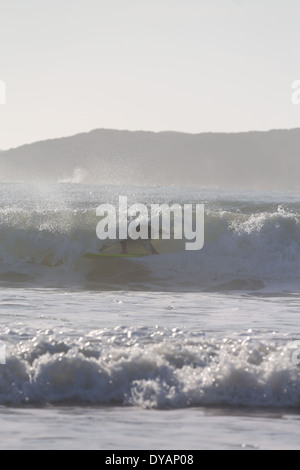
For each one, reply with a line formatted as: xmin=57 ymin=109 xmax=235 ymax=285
xmin=0 ymin=327 xmax=299 ymax=408
xmin=0 ymin=204 xmax=300 ymax=290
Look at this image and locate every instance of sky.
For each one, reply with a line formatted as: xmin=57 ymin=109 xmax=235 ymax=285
xmin=0 ymin=0 xmax=300 ymax=150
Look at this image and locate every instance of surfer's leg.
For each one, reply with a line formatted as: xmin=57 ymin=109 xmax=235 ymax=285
xmin=120 ymin=240 xmax=128 ymax=254
xmin=140 ymin=239 xmax=159 ymax=255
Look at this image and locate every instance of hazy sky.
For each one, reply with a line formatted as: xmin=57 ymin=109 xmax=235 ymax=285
xmin=0 ymin=0 xmax=300 ymax=149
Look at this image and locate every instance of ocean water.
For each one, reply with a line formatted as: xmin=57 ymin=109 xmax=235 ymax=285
xmin=0 ymin=183 xmax=300 ymax=450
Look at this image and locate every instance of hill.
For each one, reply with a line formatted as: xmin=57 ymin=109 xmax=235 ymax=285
xmin=0 ymin=128 xmax=299 ymax=189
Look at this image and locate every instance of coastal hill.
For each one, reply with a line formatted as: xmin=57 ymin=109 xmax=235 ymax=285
xmin=0 ymin=128 xmax=299 ymax=189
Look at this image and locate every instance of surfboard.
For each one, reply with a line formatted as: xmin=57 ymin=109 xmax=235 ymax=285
xmin=84 ymin=252 xmax=148 ymax=259
xmin=84 ymin=238 xmax=185 ymax=260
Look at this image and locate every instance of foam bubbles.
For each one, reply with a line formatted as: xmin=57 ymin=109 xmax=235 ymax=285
xmin=0 ymin=328 xmax=299 ymax=408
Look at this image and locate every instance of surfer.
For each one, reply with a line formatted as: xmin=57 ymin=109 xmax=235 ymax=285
xmin=120 ymin=235 xmax=158 ymax=256
xmin=121 ymin=222 xmax=159 ymax=255
xmin=99 ymin=222 xmax=159 ymax=255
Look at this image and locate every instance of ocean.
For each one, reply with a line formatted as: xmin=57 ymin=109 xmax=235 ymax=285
xmin=0 ymin=182 xmax=300 ymax=450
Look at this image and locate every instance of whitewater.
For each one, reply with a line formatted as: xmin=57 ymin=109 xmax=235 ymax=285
xmin=0 ymin=182 xmax=300 ymax=449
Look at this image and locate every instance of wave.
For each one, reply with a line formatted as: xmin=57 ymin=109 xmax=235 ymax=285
xmin=0 ymin=327 xmax=299 ymax=408
xmin=0 ymin=204 xmax=299 ymax=291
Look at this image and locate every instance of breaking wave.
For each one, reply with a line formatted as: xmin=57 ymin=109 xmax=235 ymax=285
xmin=0 ymin=200 xmax=300 ymax=291
xmin=0 ymin=326 xmax=299 ymax=408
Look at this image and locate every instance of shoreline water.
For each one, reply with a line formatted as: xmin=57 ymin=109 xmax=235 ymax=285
xmin=0 ymin=406 xmax=299 ymax=450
